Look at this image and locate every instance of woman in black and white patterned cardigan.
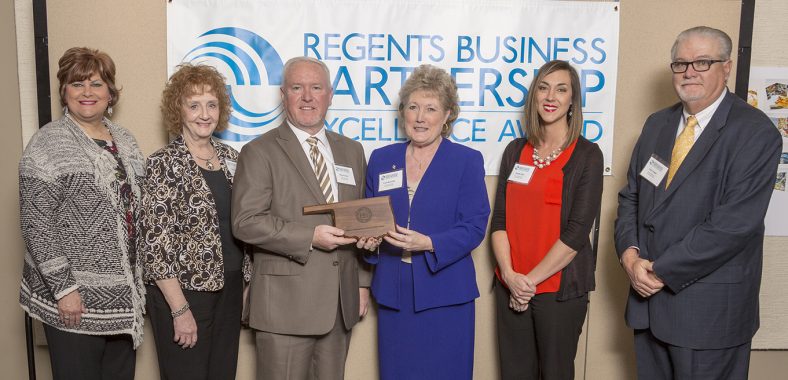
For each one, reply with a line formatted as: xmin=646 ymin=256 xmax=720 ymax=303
xmin=18 ymin=47 xmax=145 ymax=380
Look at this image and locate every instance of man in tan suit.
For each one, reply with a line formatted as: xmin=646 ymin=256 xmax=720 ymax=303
xmin=232 ymin=57 xmax=372 ymax=380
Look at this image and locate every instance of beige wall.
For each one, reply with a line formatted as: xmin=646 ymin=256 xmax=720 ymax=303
xmin=2 ymin=0 xmax=785 ymax=379
xmin=0 ymin=0 xmax=29 ymax=379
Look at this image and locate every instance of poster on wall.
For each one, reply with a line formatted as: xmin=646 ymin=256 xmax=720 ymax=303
xmin=748 ymin=66 xmax=788 ymax=236
xmin=167 ymin=0 xmax=620 ymax=174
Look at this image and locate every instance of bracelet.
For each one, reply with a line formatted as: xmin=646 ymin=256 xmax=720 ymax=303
xmin=171 ymin=302 xmax=190 ymax=318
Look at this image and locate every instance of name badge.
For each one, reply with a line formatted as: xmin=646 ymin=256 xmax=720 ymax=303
xmin=640 ymin=155 xmax=668 ymax=187
xmin=334 ymin=165 xmax=356 ymax=185
xmin=225 ymin=159 xmax=237 ymax=176
xmin=508 ymin=163 xmax=535 ymax=184
xmin=378 ymin=169 xmax=404 ymax=192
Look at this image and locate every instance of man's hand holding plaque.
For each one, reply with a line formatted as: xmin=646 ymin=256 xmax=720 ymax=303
xmin=303 ymin=196 xmax=397 ymax=246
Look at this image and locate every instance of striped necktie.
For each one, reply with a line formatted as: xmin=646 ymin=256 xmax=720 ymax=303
xmin=666 ymin=115 xmax=697 ymax=188
xmin=306 ymin=136 xmax=334 ymax=203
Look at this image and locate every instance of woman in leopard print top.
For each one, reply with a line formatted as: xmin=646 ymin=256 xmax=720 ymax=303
xmin=139 ymin=64 xmax=250 ymax=379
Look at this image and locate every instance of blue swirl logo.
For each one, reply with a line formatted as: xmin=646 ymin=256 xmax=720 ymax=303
xmin=183 ymin=27 xmax=285 ymax=143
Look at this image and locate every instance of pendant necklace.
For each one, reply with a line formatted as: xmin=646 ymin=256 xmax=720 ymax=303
xmin=409 ymin=144 xmax=438 ymax=173
xmin=193 ymin=146 xmax=217 ymax=170
xmin=409 ymin=145 xmax=425 ymax=171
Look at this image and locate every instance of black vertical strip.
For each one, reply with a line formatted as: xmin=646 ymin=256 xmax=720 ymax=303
xmin=735 ymin=0 xmax=756 ymax=100
xmin=30 ymin=1 xmax=47 ymax=376
xmin=33 ymin=0 xmax=50 ymax=127
xmin=25 ymin=314 xmax=36 ymax=380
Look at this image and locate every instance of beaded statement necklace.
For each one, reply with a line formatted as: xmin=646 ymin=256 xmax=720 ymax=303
xmin=532 ymin=147 xmax=563 ymax=169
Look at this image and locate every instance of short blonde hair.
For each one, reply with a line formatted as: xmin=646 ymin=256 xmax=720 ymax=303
xmin=160 ymin=64 xmax=232 ymax=136
xmin=397 ymin=64 xmax=460 ymax=138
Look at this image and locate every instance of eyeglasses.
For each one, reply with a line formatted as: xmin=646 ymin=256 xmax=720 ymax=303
xmin=670 ymin=59 xmax=727 ymax=73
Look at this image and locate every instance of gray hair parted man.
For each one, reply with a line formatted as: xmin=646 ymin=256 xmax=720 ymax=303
xmin=231 ymin=57 xmax=374 ymax=380
xmin=615 ymin=26 xmax=782 ymax=379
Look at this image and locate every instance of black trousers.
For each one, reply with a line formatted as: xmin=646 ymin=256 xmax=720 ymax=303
xmin=43 ymin=324 xmax=135 ymax=380
xmin=147 ymin=270 xmax=244 ymax=380
xmin=495 ymin=281 xmax=588 ymax=380
xmin=634 ymin=328 xmax=751 ymax=380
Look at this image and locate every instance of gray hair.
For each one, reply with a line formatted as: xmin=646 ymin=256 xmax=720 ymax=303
xmin=281 ymin=56 xmax=331 ymax=87
xmin=671 ymin=26 xmax=733 ymax=61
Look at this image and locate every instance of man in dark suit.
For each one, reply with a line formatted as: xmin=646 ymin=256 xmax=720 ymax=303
xmin=615 ymin=26 xmax=781 ymax=379
xmin=232 ymin=57 xmax=373 ymax=380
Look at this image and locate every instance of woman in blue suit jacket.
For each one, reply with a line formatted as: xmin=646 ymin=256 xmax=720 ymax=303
xmin=365 ymin=64 xmax=490 ymax=380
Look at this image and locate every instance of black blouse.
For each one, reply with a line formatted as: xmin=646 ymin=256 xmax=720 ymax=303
xmin=200 ymin=167 xmax=243 ymax=272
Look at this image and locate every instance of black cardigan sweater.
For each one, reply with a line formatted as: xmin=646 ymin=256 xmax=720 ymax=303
xmin=491 ymin=136 xmax=604 ymax=300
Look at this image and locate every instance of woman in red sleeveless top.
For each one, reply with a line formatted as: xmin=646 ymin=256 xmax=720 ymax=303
xmin=491 ymin=60 xmax=604 ymax=380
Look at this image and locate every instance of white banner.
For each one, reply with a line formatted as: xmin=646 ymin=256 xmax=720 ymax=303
xmin=168 ymin=0 xmax=620 ymax=174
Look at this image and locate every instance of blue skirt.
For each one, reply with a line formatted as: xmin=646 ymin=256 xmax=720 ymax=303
xmin=377 ymin=262 xmax=475 ymax=380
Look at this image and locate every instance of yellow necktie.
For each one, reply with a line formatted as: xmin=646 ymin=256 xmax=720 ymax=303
xmin=666 ymin=115 xmax=697 ymax=188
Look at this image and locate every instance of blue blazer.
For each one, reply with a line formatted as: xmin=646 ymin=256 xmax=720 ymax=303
xmin=365 ymin=139 xmax=490 ymax=312
xmin=615 ymin=92 xmax=782 ymax=349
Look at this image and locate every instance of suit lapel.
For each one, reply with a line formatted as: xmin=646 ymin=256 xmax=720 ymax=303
xmin=651 ymin=93 xmax=732 ymax=214
xmin=275 ymin=123 xmax=326 ymax=204
xmin=392 ymin=143 xmax=409 ymax=226
xmin=649 ymin=107 xmax=682 ymax=210
xmin=327 ymin=131 xmax=354 ymax=202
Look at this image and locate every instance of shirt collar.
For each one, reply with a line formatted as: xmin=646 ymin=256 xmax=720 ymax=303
xmin=682 ymin=89 xmax=728 ymax=130
xmin=288 ymin=121 xmax=329 ymax=147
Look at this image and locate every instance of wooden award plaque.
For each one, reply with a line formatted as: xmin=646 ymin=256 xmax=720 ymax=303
xmin=303 ymin=196 xmax=396 ymax=239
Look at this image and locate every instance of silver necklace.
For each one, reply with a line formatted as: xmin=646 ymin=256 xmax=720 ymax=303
xmin=532 ymin=147 xmax=563 ymax=169
xmin=192 ymin=147 xmax=217 ymax=170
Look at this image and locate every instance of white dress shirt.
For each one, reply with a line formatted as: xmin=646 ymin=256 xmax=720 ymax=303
xmin=288 ymin=122 xmax=339 ymax=202
xmin=677 ymin=89 xmax=728 ymax=141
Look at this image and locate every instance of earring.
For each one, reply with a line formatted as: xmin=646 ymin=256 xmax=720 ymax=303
xmin=63 ymin=106 xmax=69 ymax=116
xmin=568 ymin=105 xmax=573 ymax=119
xmin=442 ymin=123 xmax=450 ymax=135
xmin=107 ymin=105 xmax=113 ymax=117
